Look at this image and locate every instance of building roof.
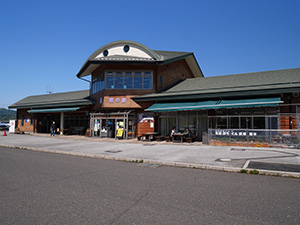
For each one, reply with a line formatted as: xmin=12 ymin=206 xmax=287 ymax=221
xmin=9 ymin=90 xmax=94 ymax=109
xmin=76 ymin=40 xmax=203 ymax=78
xmin=133 ymin=67 xmax=300 ymax=101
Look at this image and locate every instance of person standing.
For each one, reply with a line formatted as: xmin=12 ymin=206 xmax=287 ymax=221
xmin=50 ymin=121 xmax=56 ymax=136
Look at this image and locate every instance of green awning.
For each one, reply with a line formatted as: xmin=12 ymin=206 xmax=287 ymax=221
xmin=145 ymin=101 xmax=198 ymax=112
xmin=198 ymin=98 xmax=283 ymax=109
xmin=145 ymin=97 xmax=282 ymax=112
xmin=28 ymin=107 xmax=80 ymax=113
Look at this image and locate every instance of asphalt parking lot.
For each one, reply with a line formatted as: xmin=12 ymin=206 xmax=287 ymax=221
xmin=1 ymin=131 xmax=300 ymax=177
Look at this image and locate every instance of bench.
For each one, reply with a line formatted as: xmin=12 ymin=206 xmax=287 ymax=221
xmin=15 ymin=128 xmax=25 ymax=134
xmin=140 ymin=132 xmax=158 ymax=142
xmin=185 ymin=136 xmax=196 ymax=143
xmin=154 ymin=136 xmax=165 ymax=141
xmin=165 ymin=136 xmax=170 ymax=142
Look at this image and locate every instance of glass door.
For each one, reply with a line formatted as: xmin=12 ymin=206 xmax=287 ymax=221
xmin=128 ymin=119 xmax=136 ymax=138
xmin=93 ymin=119 xmax=101 ymax=137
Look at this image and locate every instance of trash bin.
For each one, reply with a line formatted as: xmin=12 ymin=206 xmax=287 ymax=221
xmin=202 ymin=132 xmax=208 ymax=145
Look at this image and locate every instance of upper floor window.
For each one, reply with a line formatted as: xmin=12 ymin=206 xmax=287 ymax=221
xmin=159 ymin=75 xmax=163 ymax=89
xmin=105 ymin=71 xmax=153 ymax=90
xmin=124 ymin=72 xmax=133 ymax=89
xmin=92 ymin=73 xmax=105 ymax=94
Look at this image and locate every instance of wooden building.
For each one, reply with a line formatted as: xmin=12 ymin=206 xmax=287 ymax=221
xmin=9 ymin=40 xmax=300 ymax=147
xmin=9 ymin=90 xmax=93 ymax=135
xmin=9 ymin=40 xmax=203 ymax=138
xmin=135 ymin=68 xmax=300 ymax=147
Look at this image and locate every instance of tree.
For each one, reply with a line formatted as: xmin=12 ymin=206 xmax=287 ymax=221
xmin=0 ymin=108 xmax=16 ymax=122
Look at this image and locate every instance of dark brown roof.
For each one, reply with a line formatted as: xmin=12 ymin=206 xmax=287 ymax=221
xmin=9 ymin=90 xmax=94 ymax=109
xmin=134 ymin=67 xmax=300 ymax=101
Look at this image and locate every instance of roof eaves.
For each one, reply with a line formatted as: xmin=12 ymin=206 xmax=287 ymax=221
xmin=76 ymin=40 xmax=163 ymax=78
xmin=165 ymin=81 xmax=300 ymax=95
xmin=156 ymin=52 xmax=193 ymax=65
xmin=76 ymin=60 xmax=92 ymax=78
xmin=133 ymin=87 xmax=300 ymax=102
xmin=189 ymin=53 xmax=204 ymax=77
xmin=9 ymin=97 xmax=95 ymax=109
xmin=76 ymin=59 xmax=158 ymax=78
xmin=9 ymin=101 xmax=94 ymax=109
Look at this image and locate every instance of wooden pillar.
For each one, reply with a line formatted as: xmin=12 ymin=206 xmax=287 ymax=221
xmin=60 ymin=112 xmax=64 ymax=135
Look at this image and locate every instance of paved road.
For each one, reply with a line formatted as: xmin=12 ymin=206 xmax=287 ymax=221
xmin=1 ymin=147 xmax=299 ymax=224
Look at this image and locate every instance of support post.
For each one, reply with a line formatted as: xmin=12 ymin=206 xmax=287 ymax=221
xmin=60 ymin=112 xmax=64 ymax=135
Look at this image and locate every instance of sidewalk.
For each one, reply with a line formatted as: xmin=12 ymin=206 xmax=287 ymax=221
xmin=1 ymin=131 xmax=300 ymax=177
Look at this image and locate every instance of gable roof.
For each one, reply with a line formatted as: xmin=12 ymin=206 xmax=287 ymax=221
xmin=133 ymin=67 xmax=300 ymax=101
xmin=76 ymin=40 xmax=203 ymax=78
xmin=9 ymin=90 xmax=94 ymax=109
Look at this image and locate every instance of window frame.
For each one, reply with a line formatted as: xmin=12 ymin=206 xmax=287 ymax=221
xmin=92 ymin=73 xmax=105 ymax=94
xmin=104 ymin=71 xmax=153 ymax=90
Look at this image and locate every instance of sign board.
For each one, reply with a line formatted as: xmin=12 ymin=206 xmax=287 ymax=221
xmin=116 ymin=128 xmax=124 ymax=138
xmin=215 ymin=130 xmax=257 ymax=136
xmin=9 ymin=120 xmax=15 ymax=133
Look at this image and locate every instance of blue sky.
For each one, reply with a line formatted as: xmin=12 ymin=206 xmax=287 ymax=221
xmin=1 ymin=0 xmax=299 ymax=109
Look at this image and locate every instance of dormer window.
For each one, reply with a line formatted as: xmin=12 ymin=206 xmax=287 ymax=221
xmin=103 ymin=50 xmax=109 ymax=57
xmin=123 ymin=45 xmax=130 ymax=53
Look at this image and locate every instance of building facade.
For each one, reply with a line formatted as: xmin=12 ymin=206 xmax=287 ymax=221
xmin=134 ymin=68 xmax=300 ymax=147
xmin=76 ymin=40 xmax=203 ymax=139
xmin=9 ymin=90 xmax=93 ymax=135
xmin=9 ymin=40 xmax=300 ymax=147
xmin=10 ymin=40 xmax=203 ymax=139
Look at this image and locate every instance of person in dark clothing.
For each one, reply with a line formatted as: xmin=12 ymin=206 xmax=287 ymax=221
xmin=184 ymin=128 xmax=192 ymax=137
xmin=50 ymin=121 xmax=56 ymax=136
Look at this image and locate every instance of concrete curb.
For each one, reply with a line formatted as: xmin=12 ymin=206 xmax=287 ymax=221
xmin=1 ymin=144 xmax=299 ymax=178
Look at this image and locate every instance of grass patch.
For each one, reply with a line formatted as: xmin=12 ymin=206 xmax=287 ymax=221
xmin=249 ymin=169 xmax=259 ymax=175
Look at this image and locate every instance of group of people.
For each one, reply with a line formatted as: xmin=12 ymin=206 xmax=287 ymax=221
xmin=170 ymin=127 xmax=192 ymax=137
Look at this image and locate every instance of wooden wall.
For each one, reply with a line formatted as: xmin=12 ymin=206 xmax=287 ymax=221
xmin=157 ymin=59 xmax=194 ymax=91
xmin=90 ymin=59 xmax=196 ymax=112
xmin=280 ymin=93 xmax=300 ymax=129
xmin=16 ymin=109 xmax=34 ymax=132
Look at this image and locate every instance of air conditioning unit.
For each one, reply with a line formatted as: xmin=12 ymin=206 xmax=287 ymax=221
xmin=292 ymin=92 xmax=299 ymax=98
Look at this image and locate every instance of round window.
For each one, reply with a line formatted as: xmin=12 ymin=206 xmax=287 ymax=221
xmin=123 ymin=45 xmax=130 ymax=53
xmin=103 ymin=50 xmax=109 ymax=57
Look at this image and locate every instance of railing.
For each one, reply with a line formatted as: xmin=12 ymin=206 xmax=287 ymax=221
xmin=208 ymin=129 xmax=300 ymax=148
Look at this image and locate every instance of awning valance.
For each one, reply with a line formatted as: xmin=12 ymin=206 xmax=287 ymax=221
xmin=28 ymin=107 xmax=80 ymax=113
xmin=145 ymin=97 xmax=282 ymax=112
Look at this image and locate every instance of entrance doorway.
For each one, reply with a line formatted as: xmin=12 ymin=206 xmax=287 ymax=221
xmin=90 ymin=111 xmax=137 ymax=139
xmin=93 ymin=118 xmax=117 ymax=138
xmin=38 ymin=114 xmax=60 ymax=133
